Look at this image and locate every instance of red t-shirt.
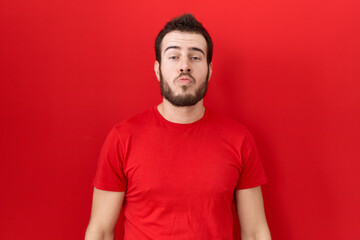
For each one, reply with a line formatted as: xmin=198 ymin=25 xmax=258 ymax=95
xmin=93 ymin=106 xmax=267 ymax=240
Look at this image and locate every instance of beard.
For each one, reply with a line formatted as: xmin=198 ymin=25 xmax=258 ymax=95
xmin=159 ymin=66 xmax=210 ymax=107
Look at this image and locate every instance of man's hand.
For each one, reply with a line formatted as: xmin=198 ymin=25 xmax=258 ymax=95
xmin=85 ymin=188 xmax=125 ymax=240
xmin=235 ymin=186 xmax=271 ymax=240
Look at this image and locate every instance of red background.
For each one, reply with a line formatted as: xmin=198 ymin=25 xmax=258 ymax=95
xmin=1 ymin=0 xmax=359 ymax=239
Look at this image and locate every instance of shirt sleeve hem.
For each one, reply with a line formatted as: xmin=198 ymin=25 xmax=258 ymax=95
xmin=235 ymin=178 xmax=267 ymax=190
xmin=93 ymin=181 xmax=127 ymax=192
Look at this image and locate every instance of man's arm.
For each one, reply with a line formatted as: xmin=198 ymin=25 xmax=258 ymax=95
xmin=235 ymin=186 xmax=271 ymax=240
xmin=85 ymin=187 xmax=126 ymax=240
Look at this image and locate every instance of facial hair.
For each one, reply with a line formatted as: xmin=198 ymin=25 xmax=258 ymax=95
xmin=159 ymin=66 xmax=210 ymax=107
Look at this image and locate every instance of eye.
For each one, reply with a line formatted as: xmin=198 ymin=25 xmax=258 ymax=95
xmin=191 ymin=56 xmax=201 ymax=60
xmin=169 ymin=56 xmax=178 ymax=60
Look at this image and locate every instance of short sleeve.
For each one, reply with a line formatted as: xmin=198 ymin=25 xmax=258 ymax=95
xmin=236 ymin=129 xmax=267 ymax=190
xmin=93 ymin=127 xmax=127 ymax=191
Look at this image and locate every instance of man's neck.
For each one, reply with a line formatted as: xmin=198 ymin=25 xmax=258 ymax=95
xmin=157 ymin=99 xmax=205 ymax=124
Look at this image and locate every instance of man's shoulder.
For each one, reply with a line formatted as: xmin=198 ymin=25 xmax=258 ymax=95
xmin=112 ymin=107 xmax=155 ymax=135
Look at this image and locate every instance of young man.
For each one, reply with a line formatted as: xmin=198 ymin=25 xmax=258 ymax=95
xmin=85 ymin=14 xmax=271 ymax=240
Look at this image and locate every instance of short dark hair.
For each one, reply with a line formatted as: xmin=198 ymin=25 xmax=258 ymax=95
xmin=155 ymin=14 xmax=213 ymax=65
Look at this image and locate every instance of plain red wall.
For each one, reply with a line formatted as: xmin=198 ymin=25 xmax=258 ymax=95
xmin=1 ymin=0 xmax=359 ymax=239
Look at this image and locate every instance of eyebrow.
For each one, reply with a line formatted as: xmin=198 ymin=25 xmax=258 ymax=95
xmin=164 ymin=46 xmax=205 ymax=56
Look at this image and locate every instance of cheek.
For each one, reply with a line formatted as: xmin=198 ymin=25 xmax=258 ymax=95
xmin=165 ymin=64 xmax=177 ymax=73
xmin=197 ymin=64 xmax=209 ymax=77
xmin=160 ymin=65 xmax=177 ymax=80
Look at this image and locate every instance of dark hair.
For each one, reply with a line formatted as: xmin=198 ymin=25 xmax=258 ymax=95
xmin=155 ymin=14 xmax=213 ymax=64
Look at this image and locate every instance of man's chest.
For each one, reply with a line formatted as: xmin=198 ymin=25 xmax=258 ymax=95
xmin=122 ymin=130 xmax=241 ymax=202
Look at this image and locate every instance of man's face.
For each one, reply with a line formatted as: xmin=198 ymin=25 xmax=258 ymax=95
xmin=154 ymin=31 xmax=212 ymax=107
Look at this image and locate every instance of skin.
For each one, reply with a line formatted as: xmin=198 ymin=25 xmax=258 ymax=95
xmin=85 ymin=31 xmax=271 ymax=240
xmin=154 ymin=31 xmax=212 ymax=124
xmin=85 ymin=189 xmax=125 ymax=240
xmin=235 ymin=186 xmax=272 ymax=240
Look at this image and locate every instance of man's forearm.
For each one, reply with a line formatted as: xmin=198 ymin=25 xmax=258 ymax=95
xmin=241 ymin=231 xmax=271 ymax=240
xmin=242 ymin=236 xmax=271 ymax=240
xmin=85 ymin=226 xmax=115 ymax=240
xmin=241 ymin=227 xmax=271 ymax=240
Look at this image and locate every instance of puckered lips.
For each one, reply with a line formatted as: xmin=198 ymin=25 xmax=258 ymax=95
xmin=177 ymin=76 xmax=194 ymax=84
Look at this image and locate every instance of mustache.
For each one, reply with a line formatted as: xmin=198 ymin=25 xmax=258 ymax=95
xmin=176 ymin=72 xmax=195 ymax=82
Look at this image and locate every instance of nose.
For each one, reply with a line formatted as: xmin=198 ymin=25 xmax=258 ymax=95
xmin=179 ymin=58 xmax=191 ymax=73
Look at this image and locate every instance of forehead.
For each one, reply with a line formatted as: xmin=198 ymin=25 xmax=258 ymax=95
xmin=161 ymin=31 xmax=207 ymax=53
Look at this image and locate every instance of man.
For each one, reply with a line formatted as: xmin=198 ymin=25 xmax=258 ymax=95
xmin=85 ymin=14 xmax=271 ymax=240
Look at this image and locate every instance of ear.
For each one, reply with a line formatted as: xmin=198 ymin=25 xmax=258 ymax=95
xmin=208 ymin=62 xmax=213 ymax=82
xmin=154 ymin=60 xmax=160 ymax=81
